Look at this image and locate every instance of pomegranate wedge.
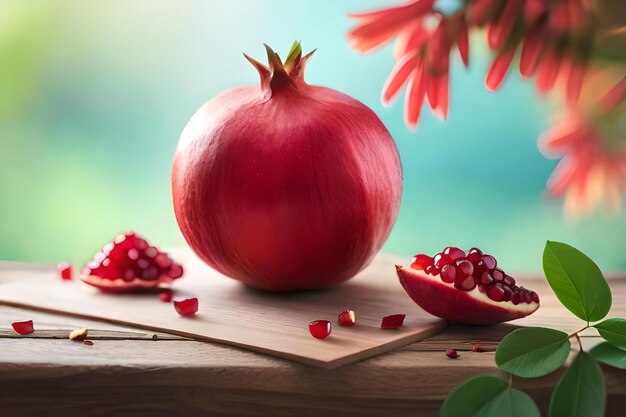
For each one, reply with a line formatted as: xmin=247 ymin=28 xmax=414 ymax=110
xmin=397 ymin=247 xmax=539 ymax=325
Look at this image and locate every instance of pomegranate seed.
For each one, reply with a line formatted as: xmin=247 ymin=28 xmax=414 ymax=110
xmin=410 ymin=254 xmax=434 ymax=271
xmin=141 ymin=266 xmax=159 ymax=281
xmin=135 ymin=238 xmax=149 ymax=250
xmin=440 ymin=264 xmax=456 ymax=283
xmin=145 ymin=247 xmax=158 ymax=258
xmin=492 ymin=268 xmax=504 ymax=281
xmin=471 ymin=343 xmax=482 ymax=352
xmin=443 ymin=246 xmax=466 ymax=261
xmin=434 ymin=253 xmax=453 ymax=269
xmin=102 ymin=242 xmax=115 ymax=255
xmin=511 ymin=292 xmax=521 ymax=305
xmin=381 ymin=314 xmax=405 ymax=329
xmin=502 ymin=286 xmax=512 ymax=301
xmin=481 ymin=255 xmax=497 ymax=270
xmin=155 ymin=253 xmax=173 ymax=269
xmin=123 ymin=269 xmax=135 ymax=281
xmin=503 ymin=275 xmax=516 ymax=286
xmin=425 ymin=265 xmax=439 ymax=276
xmin=159 ymin=291 xmax=173 ymax=302
xmin=455 ymin=260 xmax=474 ymax=277
xmin=83 ymin=340 xmax=94 ymax=346
xmin=338 ymin=309 xmax=356 ymax=327
xmin=455 ymin=275 xmax=476 ymax=291
xmin=467 ymin=247 xmax=483 ymax=263
xmin=487 ymin=285 xmax=505 ymax=302
xmin=445 ymin=348 xmax=459 ymax=358
xmin=128 ymin=248 xmax=140 ymax=260
xmin=11 ymin=320 xmax=34 ymax=335
xmin=94 ymin=252 xmax=106 ymax=263
xmin=309 ymin=320 xmax=332 ymax=339
xmin=137 ymin=258 xmax=150 ymax=269
xmin=57 ymin=261 xmax=73 ymax=280
xmin=174 ymin=297 xmax=198 ymax=316
xmin=531 ymin=291 xmax=540 ymax=303
xmin=477 ymin=284 xmax=488 ymax=293
xmin=168 ymin=264 xmax=184 ymax=279
xmin=480 ymin=271 xmax=494 ymax=285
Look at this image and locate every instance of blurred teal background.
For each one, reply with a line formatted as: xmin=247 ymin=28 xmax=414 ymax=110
xmin=1 ymin=0 xmax=625 ymax=272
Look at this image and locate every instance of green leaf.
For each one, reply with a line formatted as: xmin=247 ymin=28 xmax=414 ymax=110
xmin=590 ymin=342 xmax=626 ymax=369
xmin=549 ymin=351 xmax=605 ymax=417
xmin=594 ymin=318 xmax=626 ymax=349
xmin=441 ymin=375 xmax=540 ymax=417
xmin=496 ymin=327 xmax=571 ymax=378
xmin=284 ymin=40 xmax=302 ymax=66
xmin=542 ymin=241 xmax=612 ymax=322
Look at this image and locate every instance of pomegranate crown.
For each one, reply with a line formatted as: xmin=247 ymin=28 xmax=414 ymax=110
xmin=244 ymin=41 xmax=316 ymax=93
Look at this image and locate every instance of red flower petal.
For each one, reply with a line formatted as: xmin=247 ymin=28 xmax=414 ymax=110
xmin=382 ymin=51 xmax=419 ymax=106
xmin=405 ymin=62 xmax=426 ymax=129
xmin=468 ymin=0 xmax=501 ymax=26
xmin=488 ymin=0 xmax=524 ymax=50
xmin=431 ymin=70 xmax=449 ymax=120
xmin=536 ymin=51 xmax=562 ymax=93
xmin=425 ymin=19 xmax=451 ymax=75
xmin=523 ymin=0 xmax=547 ymax=26
xmin=485 ymin=47 xmax=516 ymax=92
xmin=566 ymin=61 xmax=586 ymax=104
xmin=12 ymin=320 xmax=34 ymax=335
xmin=456 ymin=18 xmax=469 ymax=67
xmin=547 ymin=3 xmax=570 ymax=35
xmin=601 ymin=76 xmax=626 ymax=112
xmin=394 ymin=24 xmax=429 ymax=59
xmin=519 ymin=28 xmax=544 ymax=78
xmin=347 ymin=0 xmax=435 ymax=53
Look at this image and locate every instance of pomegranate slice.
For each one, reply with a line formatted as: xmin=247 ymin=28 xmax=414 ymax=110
xmin=381 ymin=314 xmax=406 ymax=329
xmin=57 ymin=261 xmax=73 ymax=280
xmin=173 ymin=297 xmax=198 ymax=316
xmin=397 ymin=247 xmax=540 ymax=325
xmin=309 ymin=320 xmax=332 ymax=339
xmin=12 ymin=320 xmax=34 ymax=335
xmin=80 ymin=232 xmax=184 ymax=292
xmin=338 ymin=309 xmax=356 ymax=327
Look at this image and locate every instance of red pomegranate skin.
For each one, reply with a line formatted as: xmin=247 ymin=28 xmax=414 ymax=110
xmin=172 ymin=44 xmax=402 ymax=291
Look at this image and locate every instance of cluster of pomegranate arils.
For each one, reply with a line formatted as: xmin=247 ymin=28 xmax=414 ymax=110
xmin=411 ymin=247 xmax=539 ymax=305
xmin=309 ymin=311 xmax=406 ymax=339
xmin=81 ymin=232 xmax=183 ymax=283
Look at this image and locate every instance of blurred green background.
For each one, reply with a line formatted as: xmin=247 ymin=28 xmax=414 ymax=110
xmin=1 ymin=0 xmax=625 ymax=272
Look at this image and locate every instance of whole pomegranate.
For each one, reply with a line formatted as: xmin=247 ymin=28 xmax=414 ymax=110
xmin=172 ymin=42 xmax=402 ymax=291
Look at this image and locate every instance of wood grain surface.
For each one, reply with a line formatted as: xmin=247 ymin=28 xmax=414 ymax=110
xmin=1 ymin=254 xmax=624 ymax=417
xmin=0 ymin=252 xmax=445 ymax=368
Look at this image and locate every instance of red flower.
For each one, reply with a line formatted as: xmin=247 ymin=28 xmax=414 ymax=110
xmin=348 ymin=0 xmax=600 ymax=129
xmin=348 ymin=0 xmax=467 ymax=128
xmin=541 ymin=77 xmax=626 ymax=217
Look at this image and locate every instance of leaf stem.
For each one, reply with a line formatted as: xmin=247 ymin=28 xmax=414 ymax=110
xmin=508 ymin=373 xmax=512 ymax=387
xmin=575 ymin=333 xmax=583 ymax=352
xmin=567 ymin=325 xmax=589 ymax=339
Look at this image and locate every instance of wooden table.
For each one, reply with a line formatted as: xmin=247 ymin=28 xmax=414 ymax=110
xmin=1 ymin=264 xmax=624 ymax=416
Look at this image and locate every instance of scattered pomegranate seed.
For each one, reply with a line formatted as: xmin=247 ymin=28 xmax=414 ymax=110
xmin=471 ymin=343 xmax=482 ymax=352
xmin=57 ymin=261 xmax=73 ymax=280
xmin=445 ymin=348 xmax=459 ymax=358
xmin=410 ymin=254 xmax=434 ymax=271
xmin=338 ymin=309 xmax=356 ymax=327
xmin=69 ymin=328 xmax=89 ymax=341
xmin=11 ymin=320 xmax=34 ymax=335
xmin=83 ymin=340 xmax=94 ymax=346
xmin=174 ymin=297 xmax=198 ymax=316
xmin=309 ymin=320 xmax=332 ymax=339
xmin=159 ymin=291 xmax=173 ymax=302
xmin=381 ymin=314 xmax=405 ymax=329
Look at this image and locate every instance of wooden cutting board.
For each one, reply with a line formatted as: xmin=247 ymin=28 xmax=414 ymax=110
xmin=0 ymin=251 xmax=445 ymax=368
